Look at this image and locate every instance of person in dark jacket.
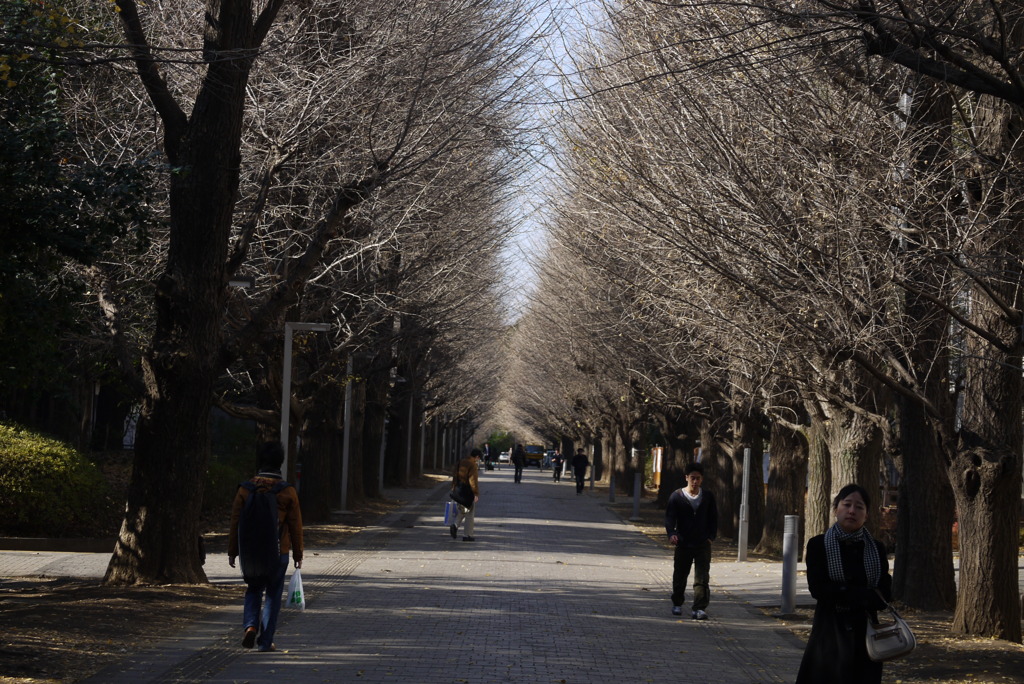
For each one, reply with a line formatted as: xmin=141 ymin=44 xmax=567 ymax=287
xmin=228 ymin=442 xmax=304 ymax=652
xmin=550 ymin=450 xmax=564 ymax=482
xmin=511 ymin=444 xmax=526 ymax=483
xmin=450 ymin=449 xmax=481 ymax=541
xmin=570 ymin=448 xmax=589 ymax=494
xmin=665 ymin=462 xmax=717 ymax=620
xmin=796 ymin=483 xmax=892 ymax=684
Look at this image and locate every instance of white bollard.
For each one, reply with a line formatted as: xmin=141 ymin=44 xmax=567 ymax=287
xmin=781 ymin=514 xmax=799 ymax=615
xmin=737 ymin=448 xmax=751 ymax=562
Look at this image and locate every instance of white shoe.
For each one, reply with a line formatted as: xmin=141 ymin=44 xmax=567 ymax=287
xmin=693 ymin=609 xmax=708 ymax=620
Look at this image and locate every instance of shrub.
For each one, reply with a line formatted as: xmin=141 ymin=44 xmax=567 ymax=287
xmin=0 ymin=421 xmax=117 ymax=537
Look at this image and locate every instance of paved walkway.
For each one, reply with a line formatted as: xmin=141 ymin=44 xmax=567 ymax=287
xmin=3 ymin=467 xmax=812 ymax=683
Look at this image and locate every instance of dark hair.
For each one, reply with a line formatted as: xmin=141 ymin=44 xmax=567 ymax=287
xmin=257 ymin=441 xmax=285 ymax=471
xmin=470 ymin=448 xmax=482 ymax=457
xmin=832 ymin=484 xmax=870 ymax=510
xmin=684 ymin=462 xmax=703 ymax=476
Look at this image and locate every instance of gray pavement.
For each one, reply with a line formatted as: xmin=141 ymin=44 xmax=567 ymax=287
xmin=3 ymin=467 xmax=811 ymax=683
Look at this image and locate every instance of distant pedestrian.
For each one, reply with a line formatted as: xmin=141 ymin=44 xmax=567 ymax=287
xmin=229 ymin=441 xmax=304 ymax=652
xmin=570 ymin=448 xmax=589 ymax=494
xmin=550 ymin=450 xmax=564 ymax=482
xmin=796 ymin=484 xmax=892 ymax=684
xmin=511 ymin=444 xmax=526 ymax=483
xmin=450 ymin=449 xmax=481 ymax=542
xmin=665 ymin=462 xmax=717 ymax=620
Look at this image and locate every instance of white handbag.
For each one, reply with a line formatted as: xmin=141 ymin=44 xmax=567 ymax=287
xmin=865 ymin=602 xmax=916 ymax=662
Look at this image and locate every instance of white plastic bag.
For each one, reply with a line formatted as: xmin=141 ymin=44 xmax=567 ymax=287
xmin=286 ymin=568 xmax=305 ymax=611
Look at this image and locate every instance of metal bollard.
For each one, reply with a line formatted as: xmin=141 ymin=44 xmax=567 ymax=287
xmin=737 ymin=448 xmax=751 ymax=561
xmin=780 ymin=514 xmax=799 ymax=616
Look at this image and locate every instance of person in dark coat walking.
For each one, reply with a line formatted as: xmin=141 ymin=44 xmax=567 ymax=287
xmin=796 ymin=483 xmax=892 ymax=684
xmin=228 ymin=442 xmax=304 ymax=652
xmin=665 ymin=462 xmax=717 ymax=619
xmin=450 ymin=449 xmax=481 ymax=542
xmin=570 ymin=448 xmax=589 ymax=494
xmin=511 ymin=445 xmax=526 ymax=483
xmin=550 ymin=450 xmax=564 ymax=482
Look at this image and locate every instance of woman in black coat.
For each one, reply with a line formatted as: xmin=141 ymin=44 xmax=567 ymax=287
xmin=796 ymin=484 xmax=893 ymax=684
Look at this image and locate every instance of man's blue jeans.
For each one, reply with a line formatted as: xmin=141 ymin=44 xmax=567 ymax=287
xmin=243 ymin=553 xmax=290 ymax=651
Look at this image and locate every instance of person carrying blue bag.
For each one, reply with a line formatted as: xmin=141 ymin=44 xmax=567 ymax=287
xmin=449 ymin=449 xmax=481 ymax=542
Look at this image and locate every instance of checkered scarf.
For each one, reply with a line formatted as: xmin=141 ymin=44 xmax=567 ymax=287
xmin=824 ymin=522 xmax=880 ymax=587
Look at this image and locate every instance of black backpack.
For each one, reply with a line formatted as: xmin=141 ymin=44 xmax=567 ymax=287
xmin=237 ymin=480 xmax=289 ymax=584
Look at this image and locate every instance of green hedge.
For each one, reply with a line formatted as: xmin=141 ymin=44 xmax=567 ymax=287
xmin=0 ymin=421 xmax=118 ymax=537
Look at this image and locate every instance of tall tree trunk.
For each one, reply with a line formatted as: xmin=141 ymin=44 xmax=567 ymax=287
xmin=699 ymin=416 xmax=734 ymax=538
xmin=804 ymin=414 xmax=831 ymax=542
xmin=890 ymin=76 xmax=957 ymax=611
xmin=299 ymin=411 xmax=339 ymax=523
xmin=346 ymin=373 xmax=367 ymax=503
xmin=822 ymin=397 xmax=883 ymax=529
xmin=655 ymin=410 xmax=698 ymax=504
xmin=948 ymin=93 xmax=1024 ymax=642
xmin=755 ymin=420 xmax=807 ymax=557
xmin=895 ymin=395 xmax=955 ymax=609
xmin=104 ymin=0 xmax=268 ymax=583
xmin=362 ymin=370 xmax=389 ymax=499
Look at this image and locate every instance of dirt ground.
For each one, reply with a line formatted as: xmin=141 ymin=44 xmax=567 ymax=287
xmin=2 ymin=480 xmax=1023 ymax=683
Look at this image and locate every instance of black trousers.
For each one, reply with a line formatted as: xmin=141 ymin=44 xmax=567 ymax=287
xmin=671 ymin=540 xmax=711 ymax=610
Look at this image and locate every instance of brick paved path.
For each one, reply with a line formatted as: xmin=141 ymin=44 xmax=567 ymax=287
xmin=82 ymin=466 xmax=805 ymax=684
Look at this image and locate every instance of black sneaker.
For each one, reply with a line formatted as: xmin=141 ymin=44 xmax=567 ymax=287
xmin=671 ymin=606 xmax=683 ymax=616
xmin=450 ymin=524 xmax=457 ymax=539
xmin=242 ymin=626 xmax=257 ymax=649
xmin=462 ymin=536 xmax=475 ymax=542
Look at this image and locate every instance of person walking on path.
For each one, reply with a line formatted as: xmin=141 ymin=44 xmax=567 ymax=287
xmin=450 ymin=449 xmax=481 ymax=541
xmin=228 ymin=441 xmax=304 ymax=652
xmin=665 ymin=462 xmax=717 ymax=620
xmin=550 ymin=450 xmax=564 ymax=482
xmin=570 ymin=448 xmax=589 ymax=494
xmin=796 ymin=483 xmax=892 ymax=684
xmin=511 ymin=444 xmax=526 ymax=483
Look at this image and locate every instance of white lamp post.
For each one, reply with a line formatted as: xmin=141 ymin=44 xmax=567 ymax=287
xmin=280 ymin=321 xmax=330 ymax=479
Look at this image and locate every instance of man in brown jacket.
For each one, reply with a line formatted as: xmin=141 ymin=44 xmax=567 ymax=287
xmin=229 ymin=441 xmax=303 ymax=652
xmin=450 ymin=449 xmax=481 ymax=542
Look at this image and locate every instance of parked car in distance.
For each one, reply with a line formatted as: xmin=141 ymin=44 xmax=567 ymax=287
xmin=498 ymin=451 xmax=511 ymax=464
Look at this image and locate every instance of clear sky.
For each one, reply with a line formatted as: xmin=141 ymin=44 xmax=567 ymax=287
xmin=500 ymin=0 xmax=607 ymax=322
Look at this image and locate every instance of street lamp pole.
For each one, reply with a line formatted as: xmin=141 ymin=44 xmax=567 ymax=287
xmin=280 ymin=321 xmax=330 ymax=479
xmin=339 ymin=354 xmax=354 ymax=512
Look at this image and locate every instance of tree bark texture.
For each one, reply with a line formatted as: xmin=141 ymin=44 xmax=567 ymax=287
xmin=804 ymin=415 xmax=831 ymax=542
xmin=895 ymin=395 xmax=956 ymax=609
xmin=755 ymin=421 xmax=807 ymax=557
xmin=946 ymin=93 xmax=1024 ymax=642
xmin=105 ymin=0 xmax=273 ymax=584
xmin=823 ymin=401 xmax=883 ymax=530
xmin=700 ymin=417 xmax=735 ymax=538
